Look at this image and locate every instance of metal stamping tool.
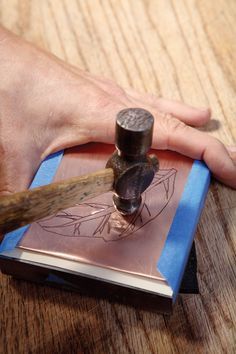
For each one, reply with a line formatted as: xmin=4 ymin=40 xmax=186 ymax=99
xmin=106 ymin=108 xmax=158 ymax=215
xmin=0 ymin=108 xmax=158 ymax=234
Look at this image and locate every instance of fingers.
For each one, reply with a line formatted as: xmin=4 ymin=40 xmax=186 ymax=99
xmin=125 ymin=88 xmax=211 ymax=127
xmin=153 ymin=115 xmax=236 ymax=188
xmin=78 ymin=76 xmax=211 ymax=128
xmin=156 ymin=98 xmax=211 ymax=127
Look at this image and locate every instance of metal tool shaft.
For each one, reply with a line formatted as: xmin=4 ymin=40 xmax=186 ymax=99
xmin=0 ymin=108 xmax=158 ymax=236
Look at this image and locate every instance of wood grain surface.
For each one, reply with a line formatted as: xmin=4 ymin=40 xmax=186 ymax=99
xmin=0 ymin=0 xmax=235 ymax=353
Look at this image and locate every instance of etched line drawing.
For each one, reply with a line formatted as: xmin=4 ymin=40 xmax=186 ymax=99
xmin=37 ymin=168 xmax=177 ymax=242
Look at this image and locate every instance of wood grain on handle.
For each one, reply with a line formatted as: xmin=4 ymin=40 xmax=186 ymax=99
xmin=0 ymin=168 xmax=114 ymax=235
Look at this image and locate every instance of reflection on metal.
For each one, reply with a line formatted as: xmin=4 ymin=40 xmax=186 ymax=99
xmin=38 ymin=169 xmax=177 ymax=242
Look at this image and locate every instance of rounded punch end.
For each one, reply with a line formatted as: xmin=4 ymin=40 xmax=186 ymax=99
xmin=113 ymin=195 xmax=142 ymax=215
xmin=115 ymin=108 xmax=154 ymax=156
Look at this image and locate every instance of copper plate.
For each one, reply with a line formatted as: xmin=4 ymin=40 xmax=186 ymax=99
xmin=18 ymin=143 xmax=193 ymax=281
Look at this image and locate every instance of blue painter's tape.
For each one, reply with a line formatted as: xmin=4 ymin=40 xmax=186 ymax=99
xmin=0 ymin=151 xmax=64 ymax=252
xmin=1 ymin=153 xmax=210 ymax=302
xmin=157 ymin=160 xmax=210 ymax=301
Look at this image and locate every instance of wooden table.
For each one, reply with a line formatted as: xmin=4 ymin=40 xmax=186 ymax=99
xmin=0 ymin=1 xmax=235 ymax=353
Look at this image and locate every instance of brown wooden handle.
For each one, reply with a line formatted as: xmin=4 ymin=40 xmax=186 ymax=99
xmin=0 ymin=168 xmax=114 ymax=235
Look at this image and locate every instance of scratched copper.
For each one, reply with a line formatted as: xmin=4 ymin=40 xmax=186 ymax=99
xmin=18 ymin=143 xmax=193 ymax=280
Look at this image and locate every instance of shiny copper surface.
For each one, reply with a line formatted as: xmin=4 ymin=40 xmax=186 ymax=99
xmin=19 ymin=143 xmax=193 ymax=281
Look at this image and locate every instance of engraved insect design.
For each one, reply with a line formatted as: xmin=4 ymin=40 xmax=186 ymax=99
xmin=38 ymin=169 xmax=177 ymax=241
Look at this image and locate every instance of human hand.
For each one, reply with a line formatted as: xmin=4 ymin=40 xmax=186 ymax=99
xmin=0 ymin=26 xmax=235 ymax=196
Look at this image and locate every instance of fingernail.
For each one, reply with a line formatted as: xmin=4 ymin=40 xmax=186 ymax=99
xmin=227 ymin=145 xmax=236 ymax=152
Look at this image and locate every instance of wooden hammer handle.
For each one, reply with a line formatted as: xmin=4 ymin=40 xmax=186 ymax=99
xmin=0 ymin=168 xmax=114 ymax=235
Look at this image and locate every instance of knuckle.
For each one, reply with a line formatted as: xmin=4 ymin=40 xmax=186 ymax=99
xmin=109 ymin=85 xmax=127 ymax=102
xmin=96 ymin=88 xmax=127 ymax=112
xmin=96 ymin=92 xmax=115 ymax=110
xmin=158 ymin=113 xmax=188 ymax=148
xmin=98 ymin=78 xmax=126 ymax=98
xmin=208 ymin=136 xmax=224 ymax=151
xmin=164 ymin=114 xmax=187 ymax=132
xmin=0 ymin=161 xmax=17 ymax=196
xmin=0 ymin=187 xmax=15 ymax=196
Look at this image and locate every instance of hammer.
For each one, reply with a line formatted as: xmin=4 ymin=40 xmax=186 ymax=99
xmin=0 ymin=108 xmax=158 ymax=235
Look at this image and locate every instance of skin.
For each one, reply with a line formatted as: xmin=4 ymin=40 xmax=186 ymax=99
xmin=0 ymin=26 xmax=235 ymax=197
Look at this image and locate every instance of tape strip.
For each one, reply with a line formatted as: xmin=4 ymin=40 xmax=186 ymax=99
xmin=1 ymin=153 xmax=210 ymax=302
xmin=157 ymin=160 xmax=210 ymax=301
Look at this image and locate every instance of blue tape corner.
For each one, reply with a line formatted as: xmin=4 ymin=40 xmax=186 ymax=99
xmin=1 ymin=153 xmax=210 ymax=302
xmin=157 ymin=160 xmax=210 ymax=300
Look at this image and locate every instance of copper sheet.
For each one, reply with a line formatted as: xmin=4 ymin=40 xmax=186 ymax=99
xmin=18 ymin=143 xmax=193 ymax=281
